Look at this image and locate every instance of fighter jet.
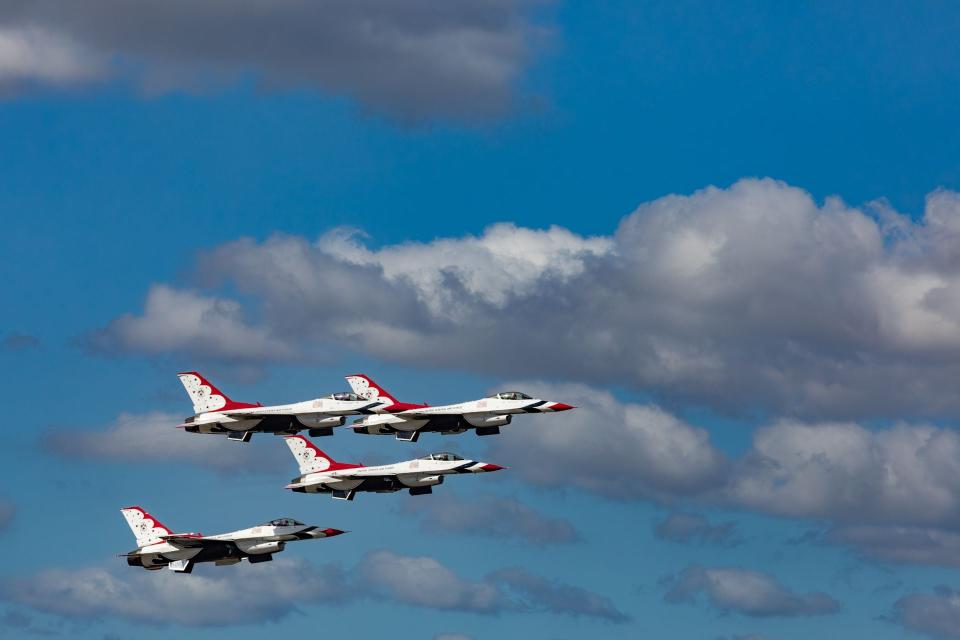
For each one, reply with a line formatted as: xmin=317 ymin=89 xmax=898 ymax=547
xmin=346 ymin=374 xmax=575 ymax=442
xmin=176 ymin=371 xmax=383 ymax=442
xmin=120 ymin=506 xmax=344 ymax=573
xmin=283 ymin=435 xmax=504 ymax=500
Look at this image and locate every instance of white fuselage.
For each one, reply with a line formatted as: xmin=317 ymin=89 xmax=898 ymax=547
xmin=287 ymin=458 xmax=497 ymax=494
xmin=128 ymin=523 xmax=332 ymax=569
xmin=185 ymin=397 xmax=382 ymax=434
xmin=354 ymin=397 xmax=567 ymax=433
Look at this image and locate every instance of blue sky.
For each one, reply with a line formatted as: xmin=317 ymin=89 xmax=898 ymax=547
xmin=3 ymin=2 xmax=960 ymax=638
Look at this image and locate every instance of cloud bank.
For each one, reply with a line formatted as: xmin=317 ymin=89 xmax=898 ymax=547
xmin=94 ymin=180 xmax=960 ymax=419
xmin=3 ymin=550 xmax=625 ymax=627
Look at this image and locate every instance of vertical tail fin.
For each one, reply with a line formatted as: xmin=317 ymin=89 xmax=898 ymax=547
xmin=177 ymin=372 xmax=256 ymax=413
xmin=284 ymin=435 xmax=357 ymax=474
xmin=121 ymin=506 xmax=172 ymax=547
xmin=346 ymin=374 xmax=398 ymax=406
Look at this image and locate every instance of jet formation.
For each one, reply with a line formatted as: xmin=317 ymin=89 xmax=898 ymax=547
xmin=121 ymin=372 xmax=575 ymax=572
xmin=176 ymin=371 xmax=573 ymax=443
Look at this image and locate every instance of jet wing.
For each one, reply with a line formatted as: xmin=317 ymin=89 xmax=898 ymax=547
xmin=328 ymin=468 xmax=380 ymax=478
xmin=220 ymin=410 xmax=322 ymax=419
xmin=161 ymin=535 xmax=217 ymax=549
xmin=397 ymin=409 xmax=504 ymax=418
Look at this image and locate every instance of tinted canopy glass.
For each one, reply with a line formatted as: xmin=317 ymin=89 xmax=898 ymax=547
xmin=419 ymin=452 xmax=464 ymax=461
xmin=496 ymin=391 xmax=532 ymax=400
xmin=266 ymin=518 xmax=304 ymax=527
xmin=327 ymin=392 xmax=364 ymax=401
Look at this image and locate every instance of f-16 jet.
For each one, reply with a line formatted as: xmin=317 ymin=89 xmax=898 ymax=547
xmin=176 ymin=371 xmax=382 ymax=442
xmin=346 ymin=374 xmax=575 ymax=442
xmin=283 ymin=435 xmax=504 ymax=500
xmin=120 ymin=506 xmax=344 ymax=573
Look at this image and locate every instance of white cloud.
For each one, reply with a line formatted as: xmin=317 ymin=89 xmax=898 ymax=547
xmin=893 ymin=587 xmax=960 ymax=639
xmin=357 ymin=550 xmax=508 ymax=613
xmin=487 ymin=383 xmax=727 ymax=500
xmin=2 ymin=550 xmax=625 ymax=627
xmin=0 ymin=27 xmax=101 ymax=88
xmin=96 ymin=179 xmax=960 ymax=419
xmin=318 ymin=223 xmax=613 ymax=317
xmin=88 ymin=285 xmax=295 ymax=362
xmin=2 ymin=558 xmax=348 ymax=626
xmin=664 ymin=566 xmax=840 ymax=617
xmin=728 ymin=420 xmax=960 ymax=526
xmin=43 ymin=412 xmax=288 ymax=474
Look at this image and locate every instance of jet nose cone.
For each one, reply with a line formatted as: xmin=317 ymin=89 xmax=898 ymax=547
xmin=321 ymin=528 xmax=346 ymax=537
xmin=480 ymin=463 xmax=505 ymax=472
xmin=550 ymin=403 xmax=575 ymax=412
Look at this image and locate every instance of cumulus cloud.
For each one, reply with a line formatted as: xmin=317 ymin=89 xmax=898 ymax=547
xmin=892 ymin=587 xmax=960 ymax=639
xmin=43 ymin=411 xmax=288 ymax=474
xmin=87 ymin=285 xmax=295 ymax=363
xmin=487 ymin=383 xmax=727 ymax=501
xmin=664 ymin=566 xmax=840 ymax=618
xmin=95 ymin=180 xmax=960 ymax=419
xmin=482 ymin=384 xmax=960 ymax=567
xmin=653 ymin=512 xmax=740 ymax=547
xmin=4 ymin=551 xmax=623 ymax=626
xmin=357 ymin=550 xmax=509 ymax=614
xmin=0 ymin=1 xmax=549 ymax=120
xmin=727 ymin=420 xmax=960 ymax=527
xmin=399 ymin=492 xmax=580 ymax=546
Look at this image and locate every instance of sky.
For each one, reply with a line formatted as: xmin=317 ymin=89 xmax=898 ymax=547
xmin=3 ymin=1 xmax=960 ymax=638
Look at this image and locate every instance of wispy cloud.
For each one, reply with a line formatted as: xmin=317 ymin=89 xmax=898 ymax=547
xmin=653 ymin=512 xmax=740 ymax=547
xmin=664 ymin=566 xmax=840 ymax=617
xmin=400 ymin=492 xmax=580 ymax=546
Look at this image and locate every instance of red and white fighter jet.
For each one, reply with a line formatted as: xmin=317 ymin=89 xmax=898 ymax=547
xmin=120 ymin=506 xmax=344 ymax=574
xmin=345 ymin=374 xmax=575 ymax=442
xmin=283 ymin=435 xmax=504 ymax=500
xmin=176 ymin=371 xmax=384 ymax=442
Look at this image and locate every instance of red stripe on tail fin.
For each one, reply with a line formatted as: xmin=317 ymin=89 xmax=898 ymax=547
xmin=345 ymin=374 xmax=399 ymax=405
xmin=177 ymin=372 xmax=259 ymax=413
xmin=283 ymin=435 xmax=362 ymax=474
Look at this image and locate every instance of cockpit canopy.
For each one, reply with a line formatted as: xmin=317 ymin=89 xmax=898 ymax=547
xmin=326 ymin=392 xmax=364 ymax=402
xmin=265 ymin=518 xmax=304 ymax=527
xmin=495 ymin=391 xmax=532 ymax=401
xmin=419 ymin=452 xmax=464 ymax=462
